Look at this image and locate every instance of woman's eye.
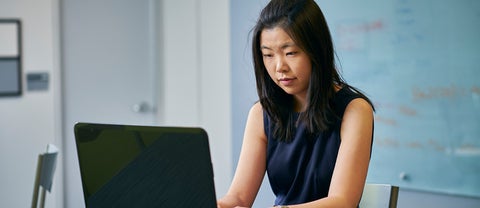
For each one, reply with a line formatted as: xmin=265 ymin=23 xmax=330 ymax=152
xmin=286 ymin=51 xmax=297 ymax=56
xmin=263 ymin=54 xmax=273 ymax=58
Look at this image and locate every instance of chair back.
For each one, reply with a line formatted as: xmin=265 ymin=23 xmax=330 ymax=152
xmin=31 ymin=144 xmax=58 ymax=208
xmin=359 ymin=183 xmax=399 ymax=208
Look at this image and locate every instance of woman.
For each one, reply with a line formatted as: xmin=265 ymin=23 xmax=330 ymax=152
xmin=218 ymin=0 xmax=374 ymax=207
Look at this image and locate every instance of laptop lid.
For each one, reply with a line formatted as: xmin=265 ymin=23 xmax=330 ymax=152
xmin=74 ymin=122 xmax=217 ymax=208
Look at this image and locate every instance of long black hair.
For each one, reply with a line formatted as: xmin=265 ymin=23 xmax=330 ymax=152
xmin=252 ymin=0 xmax=373 ymax=141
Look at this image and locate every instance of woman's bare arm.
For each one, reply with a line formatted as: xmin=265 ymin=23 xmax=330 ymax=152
xmin=218 ymin=102 xmax=268 ymax=208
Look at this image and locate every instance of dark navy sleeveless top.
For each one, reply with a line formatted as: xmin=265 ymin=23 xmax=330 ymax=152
xmin=265 ymin=87 xmax=365 ymax=206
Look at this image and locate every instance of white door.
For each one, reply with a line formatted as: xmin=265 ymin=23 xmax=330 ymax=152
xmin=61 ymin=1 xmax=158 ymax=207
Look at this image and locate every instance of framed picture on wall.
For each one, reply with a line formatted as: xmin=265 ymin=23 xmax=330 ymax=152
xmin=0 ymin=19 xmax=22 ymax=96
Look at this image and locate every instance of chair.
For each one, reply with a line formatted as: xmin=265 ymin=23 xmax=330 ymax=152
xmin=31 ymin=144 xmax=59 ymax=208
xmin=359 ymin=183 xmax=399 ymax=208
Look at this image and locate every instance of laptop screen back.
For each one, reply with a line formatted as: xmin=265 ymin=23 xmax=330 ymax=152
xmin=74 ymin=123 xmax=217 ymax=208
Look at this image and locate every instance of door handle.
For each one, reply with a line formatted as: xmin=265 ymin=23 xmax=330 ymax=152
xmin=131 ymin=101 xmax=155 ymax=113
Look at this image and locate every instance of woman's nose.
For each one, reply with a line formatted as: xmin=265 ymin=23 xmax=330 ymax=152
xmin=275 ymin=57 xmax=288 ymax=73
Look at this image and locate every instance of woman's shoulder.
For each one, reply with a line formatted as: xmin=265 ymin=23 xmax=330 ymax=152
xmin=246 ymin=102 xmax=265 ymax=125
xmin=245 ymin=101 xmax=268 ymax=143
xmin=249 ymin=101 xmax=263 ymax=116
xmin=345 ymin=97 xmax=374 ymax=116
xmin=334 ymin=86 xmax=373 ymax=117
xmin=340 ymin=87 xmax=374 ymax=117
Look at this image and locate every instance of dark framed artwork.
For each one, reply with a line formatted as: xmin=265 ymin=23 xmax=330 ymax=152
xmin=0 ymin=19 xmax=22 ymax=96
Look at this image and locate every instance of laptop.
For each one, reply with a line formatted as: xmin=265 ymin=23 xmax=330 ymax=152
xmin=74 ymin=122 xmax=217 ymax=208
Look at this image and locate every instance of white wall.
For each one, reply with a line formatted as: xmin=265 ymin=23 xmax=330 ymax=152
xmin=159 ymin=0 xmax=232 ymax=197
xmin=0 ymin=0 xmax=62 ymax=208
xmin=0 ymin=1 xmax=231 ymax=207
xmin=61 ymin=0 xmax=232 ymax=206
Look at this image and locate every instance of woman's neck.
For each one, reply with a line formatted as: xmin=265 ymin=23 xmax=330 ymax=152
xmin=293 ymin=94 xmax=306 ymax=112
xmin=293 ymin=84 xmax=343 ymax=112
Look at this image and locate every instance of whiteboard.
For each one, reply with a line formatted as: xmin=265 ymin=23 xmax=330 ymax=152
xmin=318 ymin=0 xmax=480 ymax=197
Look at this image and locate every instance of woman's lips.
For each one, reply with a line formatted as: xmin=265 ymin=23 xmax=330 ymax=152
xmin=279 ymin=77 xmax=295 ymax=86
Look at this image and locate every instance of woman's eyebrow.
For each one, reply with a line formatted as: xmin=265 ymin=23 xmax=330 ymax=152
xmin=260 ymin=45 xmax=272 ymax=50
xmin=280 ymin=42 xmax=296 ymax=49
xmin=260 ymin=42 xmax=296 ymax=50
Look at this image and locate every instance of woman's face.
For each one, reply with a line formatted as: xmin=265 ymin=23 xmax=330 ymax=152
xmin=260 ymin=27 xmax=312 ymax=103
